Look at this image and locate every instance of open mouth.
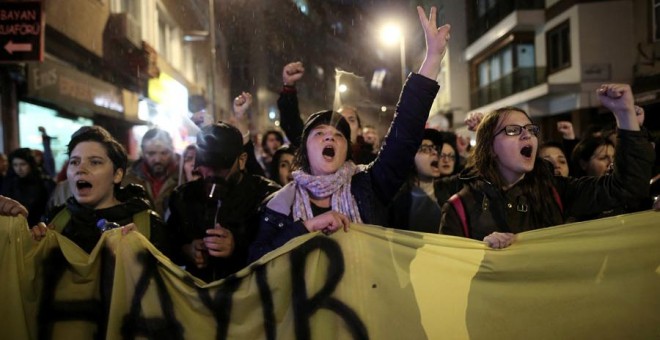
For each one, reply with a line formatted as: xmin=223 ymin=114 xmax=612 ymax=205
xmin=520 ymin=145 xmax=533 ymax=158
xmin=76 ymin=180 xmax=92 ymax=191
xmin=322 ymin=146 xmax=335 ymax=159
xmin=430 ymin=160 xmax=439 ymax=169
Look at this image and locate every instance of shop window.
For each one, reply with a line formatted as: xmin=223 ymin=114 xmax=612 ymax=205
xmin=18 ymin=102 xmax=92 ymax=173
xmin=546 ymin=20 xmax=571 ymax=74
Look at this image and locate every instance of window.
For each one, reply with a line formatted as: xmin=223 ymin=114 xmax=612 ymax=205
xmin=654 ymin=0 xmax=660 ymax=41
xmin=517 ymin=44 xmax=535 ymax=67
xmin=110 ymin=0 xmax=140 ymax=18
xmin=477 ymin=46 xmax=515 ymax=88
xmin=546 ymin=20 xmax=571 ymax=74
xmin=471 ymin=40 xmax=541 ymax=107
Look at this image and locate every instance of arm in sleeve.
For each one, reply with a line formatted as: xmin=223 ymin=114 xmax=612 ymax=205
xmin=369 ymin=73 xmax=440 ymax=205
xmin=558 ymin=129 xmax=655 ymax=217
xmin=277 ymin=87 xmax=304 ymax=148
xmin=248 ymin=207 xmax=308 ymax=263
xmin=439 ymin=201 xmax=467 ymax=237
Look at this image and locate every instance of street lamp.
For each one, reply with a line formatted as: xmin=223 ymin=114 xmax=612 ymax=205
xmin=380 ymin=23 xmax=406 ymax=88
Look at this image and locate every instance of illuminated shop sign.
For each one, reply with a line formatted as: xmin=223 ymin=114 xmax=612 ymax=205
xmin=27 ymin=59 xmax=126 ymax=118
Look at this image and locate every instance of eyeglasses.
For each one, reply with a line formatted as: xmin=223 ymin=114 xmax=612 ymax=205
xmin=418 ymin=144 xmax=438 ymax=154
xmin=439 ymin=153 xmax=455 ymax=161
xmin=495 ymin=124 xmax=540 ymax=137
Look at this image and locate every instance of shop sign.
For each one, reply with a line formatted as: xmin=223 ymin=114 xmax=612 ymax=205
xmin=0 ymin=1 xmax=44 ymax=62
xmin=27 ymin=60 xmax=125 ymax=118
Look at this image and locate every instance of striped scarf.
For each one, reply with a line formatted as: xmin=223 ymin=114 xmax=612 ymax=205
xmin=292 ymin=161 xmax=364 ymax=223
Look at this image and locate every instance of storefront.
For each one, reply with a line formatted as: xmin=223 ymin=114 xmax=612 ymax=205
xmin=18 ymin=102 xmax=92 ymax=175
xmin=131 ymin=71 xmax=199 ymax=156
xmin=21 ymin=57 xmax=140 ymax=168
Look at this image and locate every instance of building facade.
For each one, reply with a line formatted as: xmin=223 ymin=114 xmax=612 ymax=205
xmin=0 ymin=0 xmax=226 ymax=167
xmin=440 ymin=0 xmax=659 ymax=141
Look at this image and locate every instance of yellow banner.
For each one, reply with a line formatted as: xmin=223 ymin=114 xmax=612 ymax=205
xmin=1 ymin=211 xmax=659 ymax=339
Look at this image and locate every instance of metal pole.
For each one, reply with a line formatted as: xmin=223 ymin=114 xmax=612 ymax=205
xmin=400 ymin=35 xmax=406 ymax=88
xmin=208 ymin=0 xmax=218 ymax=121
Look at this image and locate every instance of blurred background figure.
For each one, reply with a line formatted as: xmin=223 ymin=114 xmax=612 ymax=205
xmin=389 ymin=129 xmax=461 ymax=233
xmin=122 ymin=128 xmax=179 ymax=217
xmin=1 ymin=148 xmax=55 ymax=225
xmin=571 ymin=136 xmax=615 ymax=177
xmin=258 ymin=130 xmax=284 ymax=178
xmin=179 ymin=144 xmax=201 ymax=185
xmin=539 ymin=142 xmax=570 ymax=177
xmin=268 ymin=145 xmax=297 ymax=186
xmin=362 ymin=125 xmax=381 ymax=156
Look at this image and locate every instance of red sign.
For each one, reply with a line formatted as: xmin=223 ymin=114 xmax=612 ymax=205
xmin=0 ymin=1 xmax=44 ymax=62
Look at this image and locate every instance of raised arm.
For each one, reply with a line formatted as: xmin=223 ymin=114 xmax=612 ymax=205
xmin=278 ymin=62 xmax=305 ymax=147
xmin=597 ymin=83 xmax=639 ymax=131
xmin=416 ymin=6 xmax=451 ymax=81
xmin=558 ymin=84 xmax=654 ymax=217
xmin=368 ymin=6 xmax=447 ymax=204
xmin=230 ymin=91 xmax=252 ymax=144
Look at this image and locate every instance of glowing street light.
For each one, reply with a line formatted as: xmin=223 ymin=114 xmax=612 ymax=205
xmin=338 ymin=83 xmax=348 ymax=93
xmin=380 ymin=23 xmax=406 ymax=88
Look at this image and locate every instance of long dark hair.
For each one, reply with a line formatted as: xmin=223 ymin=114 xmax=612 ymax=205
xmin=7 ymin=148 xmax=39 ymax=179
xmin=468 ymin=107 xmax=561 ymax=225
xmin=269 ymin=145 xmax=296 ymax=185
xmin=571 ymin=136 xmax=614 ymax=177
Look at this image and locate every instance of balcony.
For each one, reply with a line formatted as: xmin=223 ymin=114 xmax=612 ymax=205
xmin=468 ymin=0 xmax=545 ymax=44
xmin=471 ymin=66 xmax=546 ymax=108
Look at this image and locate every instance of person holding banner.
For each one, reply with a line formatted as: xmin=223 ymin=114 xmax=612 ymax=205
xmin=440 ymin=84 xmax=655 ymax=249
xmin=0 ymin=195 xmax=28 ymax=217
xmin=29 ymin=126 xmax=172 ymax=255
xmin=249 ymin=6 xmax=450 ymax=261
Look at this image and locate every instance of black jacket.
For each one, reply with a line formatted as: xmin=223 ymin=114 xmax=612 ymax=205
xmin=440 ymin=129 xmax=655 ymax=241
xmin=167 ymin=173 xmax=280 ymax=282
xmin=388 ymin=175 xmax=463 ymax=233
xmin=2 ymin=172 xmax=54 ymax=226
xmin=249 ymin=73 xmax=440 ymax=262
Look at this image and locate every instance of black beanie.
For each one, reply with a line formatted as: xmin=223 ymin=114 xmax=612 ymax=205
xmin=302 ymin=110 xmax=351 ymax=143
xmin=195 ymin=122 xmax=244 ymax=170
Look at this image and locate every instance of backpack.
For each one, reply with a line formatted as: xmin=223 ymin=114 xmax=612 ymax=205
xmin=448 ymin=186 xmax=563 ymax=238
xmin=50 ymin=207 xmax=152 ymax=239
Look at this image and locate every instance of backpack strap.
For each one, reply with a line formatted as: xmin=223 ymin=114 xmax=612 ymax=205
xmin=448 ymin=194 xmax=469 ymax=238
xmin=50 ymin=208 xmax=72 ymax=233
xmin=551 ymin=186 xmax=563 ymax=214
xmin=132 ymin=210 xmax=151 ymax=239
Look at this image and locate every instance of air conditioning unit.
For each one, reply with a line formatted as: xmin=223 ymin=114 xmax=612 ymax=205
xmin=107 ymin=13 xmax=142 ymax=49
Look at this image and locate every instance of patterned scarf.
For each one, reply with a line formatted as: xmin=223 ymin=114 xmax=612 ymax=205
xmin=292 ymin=161 xmax=365 ymax=223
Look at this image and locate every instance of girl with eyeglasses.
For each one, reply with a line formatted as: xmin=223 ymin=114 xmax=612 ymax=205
xmin=440 ymin=84 xmax=655 ymax=249
xmin=388 ymin=129 xmax=463 ymax=233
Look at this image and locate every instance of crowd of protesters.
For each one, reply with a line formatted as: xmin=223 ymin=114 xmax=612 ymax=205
xmin=1 ymin=6 xmax=659 ymax=283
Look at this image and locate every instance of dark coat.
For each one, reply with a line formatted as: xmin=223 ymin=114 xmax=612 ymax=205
xmin=167 ymin=173 xmax=280 ymax=282
xmin=249 ymin=73 xmax=440 ymax=262
xmin=388 ymin=175 xmax=463 ymax=233
xmin=2 ymin=172 xmax=54 ymax=226
xmin=440 ymin=129 xmax=655 ymax=241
